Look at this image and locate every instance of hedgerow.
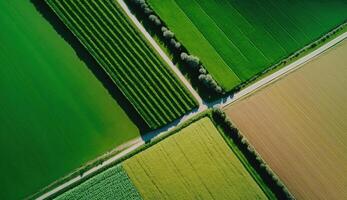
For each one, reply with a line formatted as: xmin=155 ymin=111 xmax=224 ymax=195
xmin=211 ymin=108 xmax=295 ymax=200
xmin=128 ymin=0 xmax=224 ymax=97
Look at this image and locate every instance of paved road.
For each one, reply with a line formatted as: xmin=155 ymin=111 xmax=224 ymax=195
xmin=36 ymin=1 xmax=346 ymax=199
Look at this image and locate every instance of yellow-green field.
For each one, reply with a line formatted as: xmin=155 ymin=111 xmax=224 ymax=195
xmin=123 ymin=117 xmax=267 ymax=199
xmin=225 ymin=40 xmax=347 ymax=200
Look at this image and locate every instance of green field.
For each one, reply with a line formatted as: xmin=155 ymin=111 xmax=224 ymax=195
xmin=56 ymin=165 xmax=141 ymax=200
xmin=147 ymin=0 xmax=347 ymax=91
xmin=123 ymin=117 xmax=267 ymax=199
xmin=46 ymin=0 xmax=197 ymax=129
xmin=0 ymin=1 xmax=141 ymax=199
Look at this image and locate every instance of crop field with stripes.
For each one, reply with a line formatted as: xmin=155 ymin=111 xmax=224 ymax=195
xmin=46 ymin=0 xmax=197 ymax=129
xmin=147 ymin=0 xmax=347 ymax=91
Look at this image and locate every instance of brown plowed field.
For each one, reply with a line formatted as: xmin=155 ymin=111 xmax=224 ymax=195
xmin=225 ymin=40 xmax=347 ymax=200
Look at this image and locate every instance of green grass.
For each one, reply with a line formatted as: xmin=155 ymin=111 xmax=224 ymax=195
xmin=123 ymin=117 xmax=268 ymax=199
xmin=55 ymin=165 xmax=142 ymax=200
xmin=0 ymin=1 xmax=141 ymax=199
xmin=147 ymin=0 xmax=347 ymax=91
xmin=46 ymin=0 xmax=197 ymax=129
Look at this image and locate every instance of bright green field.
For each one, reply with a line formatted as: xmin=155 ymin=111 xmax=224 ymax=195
xmin=55 ymin=165 xmax=141 ymax=200
xmin=123 ymin=118 xmax=267 ymax=199
xmin=46 ymin=0 xmax=197 ymax=129
xmin=0 ymin=1 xmax=140 ymax=199
xmin=147 ymin=0 xmax=347 ymax=91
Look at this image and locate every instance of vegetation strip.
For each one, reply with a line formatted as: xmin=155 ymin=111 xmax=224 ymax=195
xmin=45 ymin=0 xmax=197 ymax=129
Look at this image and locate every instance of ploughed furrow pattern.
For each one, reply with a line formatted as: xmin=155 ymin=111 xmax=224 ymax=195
xmin=46 ymin=0 xmax=197 ymax=129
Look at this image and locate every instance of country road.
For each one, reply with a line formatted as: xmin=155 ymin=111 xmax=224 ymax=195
xmin=36 ymin=1 xmax=347 ymax=199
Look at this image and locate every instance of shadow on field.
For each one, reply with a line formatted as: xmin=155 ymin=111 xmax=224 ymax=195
xmin=30 ymin=0 xmax=150 ymax=133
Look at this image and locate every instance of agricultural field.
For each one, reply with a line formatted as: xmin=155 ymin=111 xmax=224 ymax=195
xmin=0 ymin=1 xmax=141 ymax=199
xmin=225 ymin=40 xmax=347 ymax=199
xmin=123 ymin=117 xmax=268 ymax=199
xmin=147 ymin=0 xmax=347 ymax=91
xmin=46 ymin=0 xmax=197 ymax=129
xmin=55 ymin=165 xmax=141 ymax=200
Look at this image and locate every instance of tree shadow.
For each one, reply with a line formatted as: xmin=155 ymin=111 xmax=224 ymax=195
xmin=30 ymin=0 xmax=149 ymax=133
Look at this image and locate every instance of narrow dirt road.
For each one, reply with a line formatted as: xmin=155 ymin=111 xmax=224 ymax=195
xmin=118 ymin=0 xmax=204 ymax=107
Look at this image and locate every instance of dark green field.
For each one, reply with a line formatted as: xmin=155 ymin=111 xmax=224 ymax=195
xmin=147 ymin=0 xmax=347 ymax=91
xmin=0 ymin=1 xmax=140 ymax=199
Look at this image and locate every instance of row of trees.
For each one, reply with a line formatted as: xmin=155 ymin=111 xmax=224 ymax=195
xmin=212 ymin=109 xmax=294 ymax=200
xmin=130 ymin=0 xmax=224 ymax=95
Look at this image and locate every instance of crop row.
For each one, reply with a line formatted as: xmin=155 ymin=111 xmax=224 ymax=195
xmin=46 ymin=0 xmax=196 ymax=129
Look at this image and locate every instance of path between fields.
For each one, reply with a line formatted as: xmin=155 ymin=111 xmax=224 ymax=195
xmin=36 ymin=2 xmax=347 ymax=199
xmin=117 ymin=0 xmax=204 ymax=108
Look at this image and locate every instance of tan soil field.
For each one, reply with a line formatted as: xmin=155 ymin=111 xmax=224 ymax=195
xmin=224 ymin=40 xmax=347 ymax=200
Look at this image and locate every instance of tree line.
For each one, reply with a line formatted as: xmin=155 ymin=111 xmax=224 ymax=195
xmin=129 ymin=0 xmax=224 ymax=96
xmin=212 ymin=108 xmax=295 ymax=200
